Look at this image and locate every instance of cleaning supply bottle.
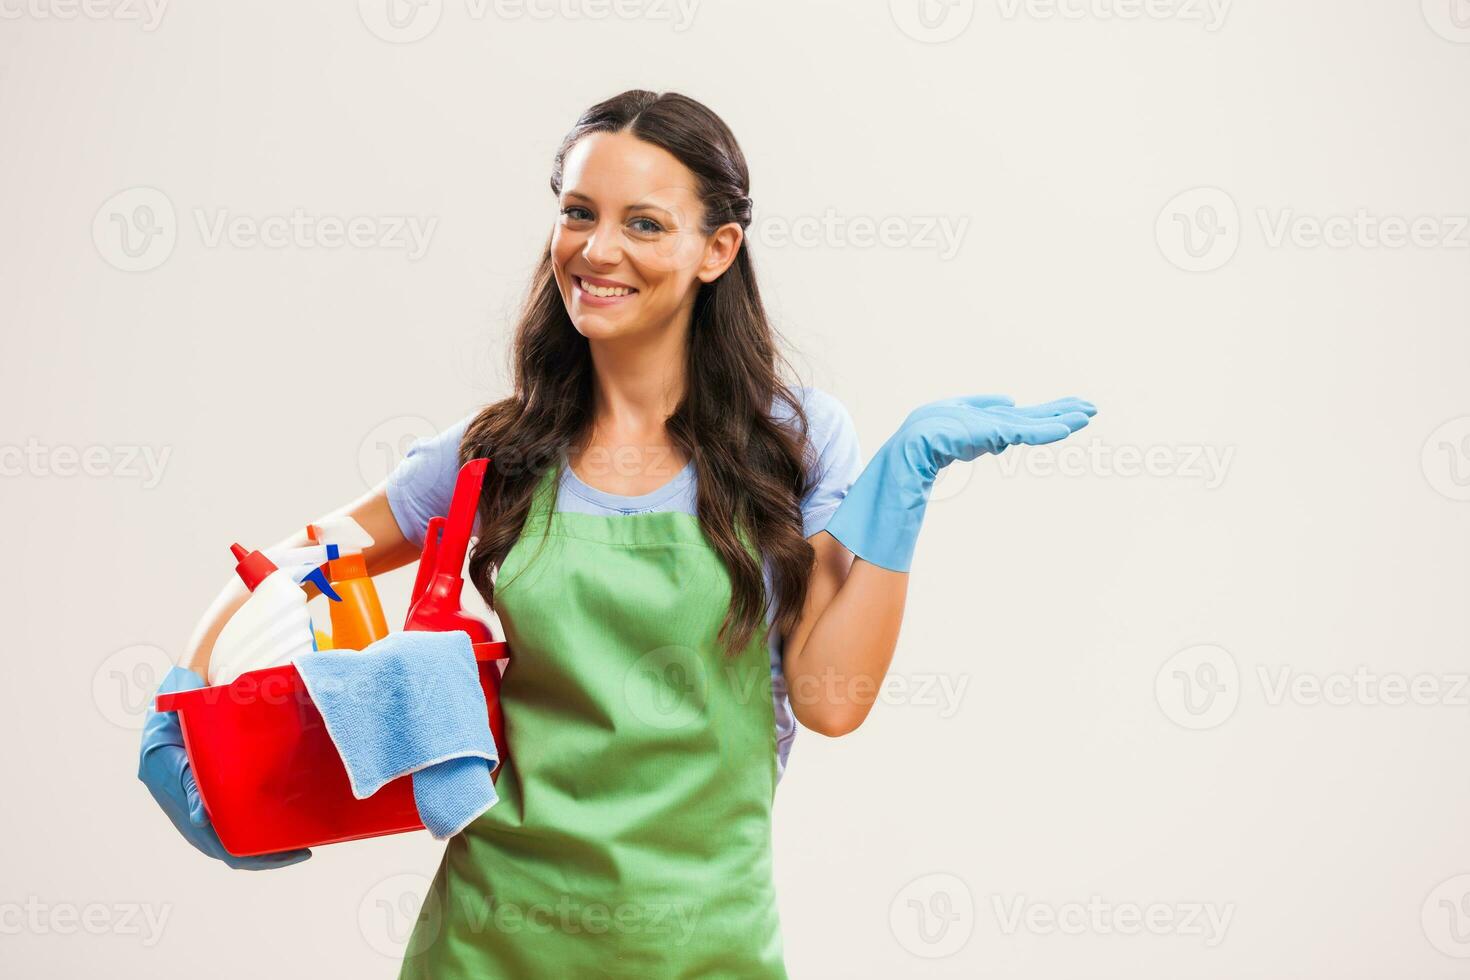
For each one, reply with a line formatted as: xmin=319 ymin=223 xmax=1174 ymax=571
xmin=404 ymin=458 xmax=507 ymax=768
xmin=404 ymin=459 xmax=491 ymax=642
xmin=264 ymin=543 xmax=345 ymax=652
xmin=209 ymin=544 xmax=338 ymax=686
xmin=306 ymin=516 xmax=388 ymax=651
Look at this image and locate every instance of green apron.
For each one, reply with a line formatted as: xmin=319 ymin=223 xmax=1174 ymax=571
xmin=398 ymin=461 xmax=787 ymax=979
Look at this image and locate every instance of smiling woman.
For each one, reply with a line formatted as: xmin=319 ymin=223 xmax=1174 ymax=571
xmin=393 ymin=91 xmax=838 ymax=979
xmin=379 ymin=90 xmax=1093 ymax=979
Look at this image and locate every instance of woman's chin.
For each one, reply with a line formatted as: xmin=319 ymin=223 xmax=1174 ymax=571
xmin=571 ymin=312 xmax=635 ymax=340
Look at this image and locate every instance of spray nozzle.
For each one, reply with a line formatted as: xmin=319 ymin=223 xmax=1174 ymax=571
xmin=306 ymin=516 xmax=374 ymax=556
xmin=259 ymin=543 xmax=345 ymax=601
xmin=299 ymin=566 xmax=342 ymax=603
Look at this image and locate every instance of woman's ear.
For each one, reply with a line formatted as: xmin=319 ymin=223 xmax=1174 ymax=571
xmin=696 ymin=223 xmax=744 ymax=284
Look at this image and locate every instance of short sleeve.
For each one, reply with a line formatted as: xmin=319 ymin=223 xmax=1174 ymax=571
xmin=384 ymin=414 xmax=474 ymax=547
xmin=786 ymin=387 xmax=862 ymax=539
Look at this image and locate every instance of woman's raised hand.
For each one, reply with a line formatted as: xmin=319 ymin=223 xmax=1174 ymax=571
xmin=823 ymin=393 xmax=1097 ymax=572
xmin=894 ymin=394 xmax=1096 ymax=476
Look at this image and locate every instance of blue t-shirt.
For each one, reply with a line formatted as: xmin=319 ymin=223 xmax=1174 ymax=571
xmin=384 ymin=385 xmax=862 ymax=780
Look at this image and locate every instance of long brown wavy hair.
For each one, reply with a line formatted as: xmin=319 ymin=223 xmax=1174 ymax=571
xmin=459 ymin=90 xmax=820 ymax=658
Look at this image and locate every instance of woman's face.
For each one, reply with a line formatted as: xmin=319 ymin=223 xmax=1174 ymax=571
xmin=551 ymin=130 xmax=741 ymax=342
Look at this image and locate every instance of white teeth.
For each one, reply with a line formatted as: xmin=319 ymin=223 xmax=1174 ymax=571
xmin=578 ymin=277 xmax=633 ymax=298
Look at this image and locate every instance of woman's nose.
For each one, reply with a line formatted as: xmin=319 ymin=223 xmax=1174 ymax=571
xmin=582 ymin=223 xmax=622 ymax=266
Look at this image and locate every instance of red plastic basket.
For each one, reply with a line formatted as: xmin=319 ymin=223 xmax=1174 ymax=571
xmin=154 ymin=639 xmax=508 ymax=857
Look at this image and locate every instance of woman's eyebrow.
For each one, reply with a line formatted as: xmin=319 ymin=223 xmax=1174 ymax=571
xmin=562 ymin=190 xmax=674 ymax=215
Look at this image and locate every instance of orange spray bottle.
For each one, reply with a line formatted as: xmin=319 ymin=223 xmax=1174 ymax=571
xmin=306 ymin=516 xmax=388 ymax=651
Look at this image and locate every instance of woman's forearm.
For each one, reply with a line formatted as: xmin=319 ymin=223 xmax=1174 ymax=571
xmin=783 ymin=557 xmax=908 ymax=737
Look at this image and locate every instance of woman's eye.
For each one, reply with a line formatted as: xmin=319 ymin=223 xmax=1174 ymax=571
xmin=629 ymin=217 xmax=664 ymax=234
xmin=560 ymin=206 xmax=592 ymax=222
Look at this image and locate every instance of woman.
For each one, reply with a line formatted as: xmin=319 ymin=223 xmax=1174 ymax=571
xmin=139 ymin=90 xmax=1095 ymax=977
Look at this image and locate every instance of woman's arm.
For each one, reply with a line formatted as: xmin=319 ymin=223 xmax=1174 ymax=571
xmin=782 ymin=394 xmax=1097 ymax=736
xmin=781 ymin=532 xmax=908 ymax=737
xmin=180 ymin=484 xmax=422 ymax=678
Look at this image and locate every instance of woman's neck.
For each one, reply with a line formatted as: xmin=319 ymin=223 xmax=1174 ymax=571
xmin=573 ymin=327 xmax=690 ymax=492
xmin=584 ymin=323 xmax=688 ymax=433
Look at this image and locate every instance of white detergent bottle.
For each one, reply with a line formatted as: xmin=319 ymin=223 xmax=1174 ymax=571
xmin=209 ymin=543 xmax=334 ymax=686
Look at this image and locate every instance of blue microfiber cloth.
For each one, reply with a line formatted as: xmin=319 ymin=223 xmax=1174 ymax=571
xmin=293 ymin=630 xmax=498 ymax=839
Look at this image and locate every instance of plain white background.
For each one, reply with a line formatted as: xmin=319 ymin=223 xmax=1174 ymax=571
xmin=4 ymin=1 xmax=1470 ymax=976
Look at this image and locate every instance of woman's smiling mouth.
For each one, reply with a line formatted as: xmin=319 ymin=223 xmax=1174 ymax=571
xmin=574 ymin=275 xmax=638 ymax=305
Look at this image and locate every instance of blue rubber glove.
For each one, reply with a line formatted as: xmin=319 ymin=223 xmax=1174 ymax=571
xmin=823 ymin=394 xmax=1097 ymax=572
xmin=138 ymin=665 xmax=312 ymax=870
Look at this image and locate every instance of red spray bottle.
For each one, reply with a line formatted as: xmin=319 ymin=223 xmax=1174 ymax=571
xmin=404 ymin=457 xmax=507 ymax=763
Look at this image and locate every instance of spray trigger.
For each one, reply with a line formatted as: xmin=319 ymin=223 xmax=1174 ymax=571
xmin=302 ymin=566 xmax=343 ymax=602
